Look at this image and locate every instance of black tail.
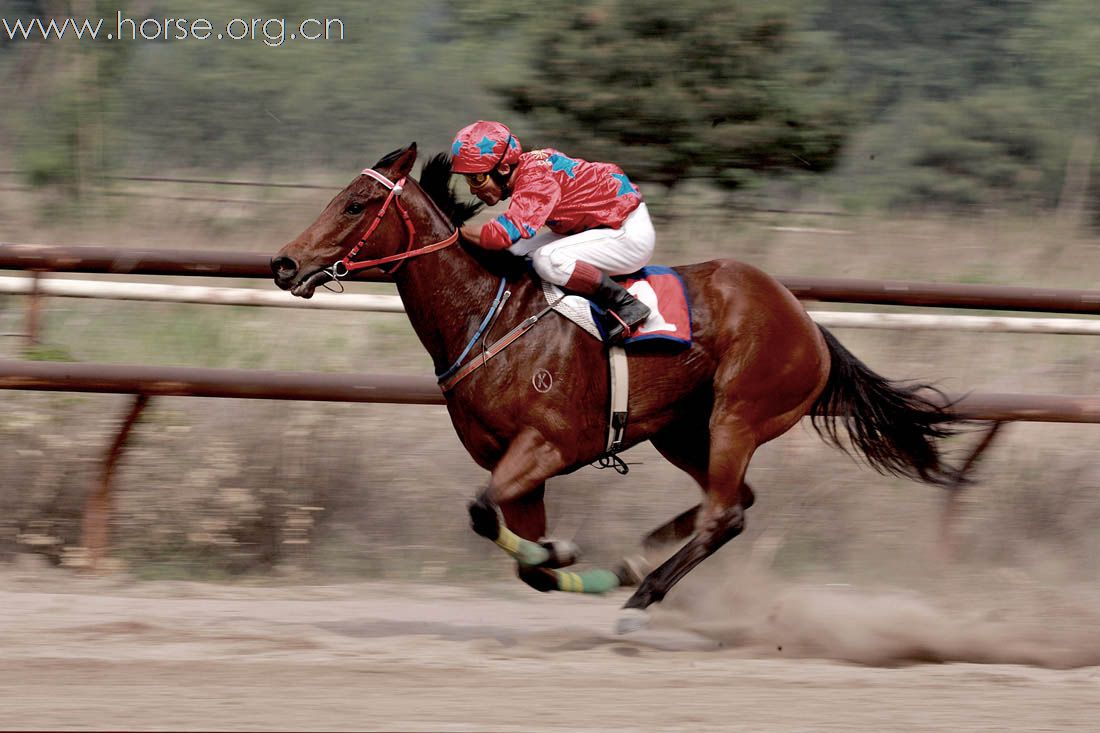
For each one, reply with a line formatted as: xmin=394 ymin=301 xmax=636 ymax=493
xmin=810 ymin=326 xmax=959 ymax=486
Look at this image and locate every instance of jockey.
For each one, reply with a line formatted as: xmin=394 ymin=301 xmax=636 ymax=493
xmin=451 ymin=120 xmax=653 ymax=343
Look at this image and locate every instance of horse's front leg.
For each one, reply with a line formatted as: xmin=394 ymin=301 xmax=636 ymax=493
xmin=467 ymin=428 xmax=620 ymax=594
xmin=467 ymin=429 xmax=562 ymax=568
xmin=489 ymin=484 xmax=565 ymax=592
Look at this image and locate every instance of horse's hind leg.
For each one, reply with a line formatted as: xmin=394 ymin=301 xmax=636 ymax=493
xmin=619 ymin=416 xmax=757 ymax=585
xmin=623 ymin=414 xmax=756 ymax=612
xmin=613 ymin=421 xmax=709 ymax=585
xmin=637 ymin=424 xmax=757 ymax=557
xmin=641 ymin=504 xmax=700 ymax=551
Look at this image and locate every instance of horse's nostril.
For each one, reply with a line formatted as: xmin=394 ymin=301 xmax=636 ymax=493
xmin=271 ymin=255 xmax=298 ymax=280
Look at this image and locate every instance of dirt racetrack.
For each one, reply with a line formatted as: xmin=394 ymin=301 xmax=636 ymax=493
xmin=2 ymin=562 xmax=1100 ymax=732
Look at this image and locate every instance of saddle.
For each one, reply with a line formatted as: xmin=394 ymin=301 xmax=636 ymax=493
xmin=542 ymin=266 xmax=693 ymax=347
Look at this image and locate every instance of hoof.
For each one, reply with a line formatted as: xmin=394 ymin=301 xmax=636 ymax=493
xmin=614 ymin=555 xmax=651 ymax=587
xmin=539 ymin=539 xmax=580 ymax=568
xmin=467 ymin=498 xmax=500 ymax=540
xmin=517 ymin=566 xmax=557 ymax=593
xmin=616 ymin=608 xmax=650 ymax=635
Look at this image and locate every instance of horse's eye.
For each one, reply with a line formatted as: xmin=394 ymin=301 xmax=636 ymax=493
xmin=344 ymin=201 xmax=365 ymax=215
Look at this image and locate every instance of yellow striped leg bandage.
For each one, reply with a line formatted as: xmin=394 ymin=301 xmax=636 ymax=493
xmin=494 ymin=527 xmax=551 ymax=567
xmin=552 ymin=569 xmax=621 ymax=594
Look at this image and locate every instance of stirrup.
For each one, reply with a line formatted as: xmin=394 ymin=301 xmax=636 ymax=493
xmin=604 ymin=310 xmax=635 ymax=343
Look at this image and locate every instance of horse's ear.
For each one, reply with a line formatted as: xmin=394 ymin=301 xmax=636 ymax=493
xmin=389 ymin=143 xmax=418 ymax=178
xmin=376 ymin=142 xmax=417 ymax=179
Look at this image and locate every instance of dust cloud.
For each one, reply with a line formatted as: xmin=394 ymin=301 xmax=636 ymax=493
xmin=652 ymin=560 xmax=1100 ymax=668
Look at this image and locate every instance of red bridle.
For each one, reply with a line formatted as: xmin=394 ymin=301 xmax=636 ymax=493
xmin=327 ymin=168 xmax=459 ymax=279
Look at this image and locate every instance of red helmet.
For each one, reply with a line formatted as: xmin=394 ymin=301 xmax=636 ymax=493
xmin=450 ymin=121 xmax=522 ymax=174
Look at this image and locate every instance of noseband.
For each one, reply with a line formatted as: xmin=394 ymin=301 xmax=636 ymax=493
xmin=326 ymin=168 xmax=459 ymax=280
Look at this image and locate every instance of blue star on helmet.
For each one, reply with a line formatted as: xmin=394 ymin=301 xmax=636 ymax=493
xmin=451 ymin=139 xmax=463 ymax=156
xmin=612 ymin=173 xmax=637 ymax=196
xmin=548 ymin=153 xmax=578 ymax=178
xmin=476 ymin=136 xmax=497 ymax=156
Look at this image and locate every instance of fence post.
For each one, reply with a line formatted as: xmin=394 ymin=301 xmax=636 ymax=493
xmin=81 ymin=394 xmax=150 ymax=572
xmin=24 ymin=271 xmax=43 ymax=350
xmin=939 ymin=420 xmax=1005 ymax=562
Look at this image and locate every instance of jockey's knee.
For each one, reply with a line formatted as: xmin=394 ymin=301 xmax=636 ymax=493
xmin=529 ymin=248 xmax=572 ymax=286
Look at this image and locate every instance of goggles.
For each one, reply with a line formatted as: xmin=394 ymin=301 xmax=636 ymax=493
xmin=464 ymin=172 xmax=491 ymax=189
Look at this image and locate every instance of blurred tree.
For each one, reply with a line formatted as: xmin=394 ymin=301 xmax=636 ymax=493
xmin=107 ymin=0 xmax=507 ymax=172
xmin=1010 ymin=0 xmax=1100 ymax=226
xmin=2 ymin=0 xmax=138 ymax=188
xmin=6 ymin=0 xmax=1097 ymax=223
xmin=819 ymin=0 xmax=1097 ymax=215
xmin=463 ymin=0 xmax=852 ymax=190
xmin=3 ymin=0 xmax=511 ymax=179
xmin=842 ymin=91 xmax=1061 ymax=212
xmin=817 ymin=0 xmax=1036 ymax=113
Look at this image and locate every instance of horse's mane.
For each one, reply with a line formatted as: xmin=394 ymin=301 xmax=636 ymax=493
xmin=417 ymin=153 xmax=482 ymax=228
xmin=418 ymin=152 xmax=530 ymax=281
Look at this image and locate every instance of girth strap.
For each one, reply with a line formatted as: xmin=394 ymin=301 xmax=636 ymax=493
xmin=606 ymin=345 xmax=629 ymax=454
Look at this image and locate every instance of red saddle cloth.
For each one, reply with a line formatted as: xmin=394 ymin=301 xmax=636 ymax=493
xmin=592 ymin=266 xmax=692 ymax=346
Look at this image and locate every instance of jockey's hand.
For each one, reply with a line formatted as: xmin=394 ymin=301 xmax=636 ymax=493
xmin=460 ymin=224 xmax=482 ymax=246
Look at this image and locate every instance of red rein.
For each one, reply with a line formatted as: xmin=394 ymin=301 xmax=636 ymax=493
xmin=331 ymin=169 xmax=459 ymax=278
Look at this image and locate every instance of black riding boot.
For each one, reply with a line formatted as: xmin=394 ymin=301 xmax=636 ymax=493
xmin=591 ymin=273 xmax=651 ymax=343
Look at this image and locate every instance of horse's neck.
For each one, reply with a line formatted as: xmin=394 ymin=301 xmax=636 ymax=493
xmin=392 ymin=234 xmax=510 ymax=376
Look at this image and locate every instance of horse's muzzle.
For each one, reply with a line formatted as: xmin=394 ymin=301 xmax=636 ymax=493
xmin=271 ymin=255 xmax=332 ymax=298
xmin=271 ymin=256 xmax=298 ymax=290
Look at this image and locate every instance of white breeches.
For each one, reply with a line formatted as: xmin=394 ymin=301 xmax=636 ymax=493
xmin=508 ymin=203 xmax=656 ymax=286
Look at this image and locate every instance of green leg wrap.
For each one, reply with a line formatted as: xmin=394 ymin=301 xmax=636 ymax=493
xmin=552 ymin=568 xmax=621 ymax=594
xmin=495 ymin=527 xmax=551 ymax=567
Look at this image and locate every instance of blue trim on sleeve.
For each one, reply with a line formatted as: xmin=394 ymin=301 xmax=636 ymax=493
xmin=495 ymin=214 xmax=523 ymax=243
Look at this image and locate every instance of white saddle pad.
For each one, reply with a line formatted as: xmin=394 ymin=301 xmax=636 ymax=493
xmin=542 ymin=281 xmax=603 ymax=339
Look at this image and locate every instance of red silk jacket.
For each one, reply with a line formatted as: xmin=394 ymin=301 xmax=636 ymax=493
xmin=479 ymin=149 xmax=643 ymax=251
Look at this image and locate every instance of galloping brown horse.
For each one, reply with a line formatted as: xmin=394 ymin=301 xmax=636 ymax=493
xmin=272 ymin=144 xmax=957 ymax=626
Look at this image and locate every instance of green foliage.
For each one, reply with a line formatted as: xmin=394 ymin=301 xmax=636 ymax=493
xmin=817 ymin=0 xmax=1037 ymax=112
xmin=22 ymin=344 xmax=77 ymax=362
xmin=2 ymin=0 xmax=511 ymax=180
xmin=1010 ymin=0 xmax=1100 ymax=122
xmin=2 ymin=0 xmax=1098 ymax=218
xmin=493 ymin=0 xmax=851 ymax=189
xmin=18 ymin=112 xmax=79 ymax=187
xmin=840 ymin=91 xmax=1062 ymax=211
xmin=103 ymin=0 xmax=506 ymax=171
xmin=821 ymin=0 xmax=1098 ymax=215
xmin=1008 ymin=0 xmax=1100 ymax=221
